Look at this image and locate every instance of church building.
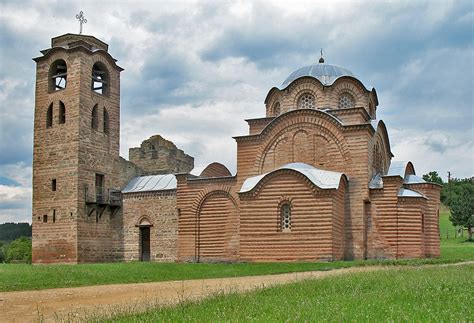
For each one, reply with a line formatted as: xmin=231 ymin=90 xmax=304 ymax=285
xmin=31 ymin=33 xmax=441 ymax=264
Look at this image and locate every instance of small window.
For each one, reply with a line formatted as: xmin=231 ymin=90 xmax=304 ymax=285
xmin=52 ymin=179 xmax=57 ymax=191
xmin=46 ymin=103 xmax=53 ymax=128
xmin=49 ymin=59 xmax=67 ymax=91
xmin=91 ymin=62 xmax=109 ymax=95
xmin=103 ymin=108 xmax=109 ymax=134
xmin=43 ymin=214 xmax=48 ymax=223
xmin=59 ymin=101 xmax=66 ymax=124
xmin=338 ymin=93 xmax=355 ymax=109
xmin=297 ymin=93 xmax=315 ymax=109
xmin=280 ymin=203 xmax=291 ymax=232
xmin=53 ymin=210 xmax=56 ymax=223
xmin=91 ymin=104 xmax=99 ymax=130
xmin=273 ymin=102 xmax=281 ymax=115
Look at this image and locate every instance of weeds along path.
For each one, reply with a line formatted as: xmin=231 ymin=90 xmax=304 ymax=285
xmin=1 ymin=261 xmax=473 ymax=322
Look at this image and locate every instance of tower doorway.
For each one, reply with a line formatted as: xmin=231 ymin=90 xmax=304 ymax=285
xmin=140 ymin=226 xmax=150 ymax=261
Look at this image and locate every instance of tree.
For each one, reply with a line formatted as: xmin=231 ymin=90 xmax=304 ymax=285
xmin=0 ymin=241 xmax=5 ymax=263
xmin=0 ymin=222 xmax=32 ymax=242
xmin=5 ymin=237 xmax=32 ymax=263
xmin=422 ymin=171 xmax=443 ymax=185
xmin=449 ymin=184 xmax=474 ymax=241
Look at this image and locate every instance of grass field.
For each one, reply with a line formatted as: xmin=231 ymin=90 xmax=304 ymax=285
xmin=438 ymin=211 xmax=474 ymax=260
xmin=0 ymin=211 xmax=472 ymax=293
xmin=106 ymin=264 xmax=474 ymax=322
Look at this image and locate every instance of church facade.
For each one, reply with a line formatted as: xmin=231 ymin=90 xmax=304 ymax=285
xmin=32 ymin=34 xmax=441 ymax=264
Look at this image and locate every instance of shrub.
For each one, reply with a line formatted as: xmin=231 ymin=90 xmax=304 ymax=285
xmin=5 ymin=237 xmax=32 ymax=263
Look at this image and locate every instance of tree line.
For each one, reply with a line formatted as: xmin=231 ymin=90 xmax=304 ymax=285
xmin=423 ymin=172 xmax=473 ymax=241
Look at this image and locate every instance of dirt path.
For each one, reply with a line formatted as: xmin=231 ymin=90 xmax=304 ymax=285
xmin=1 ymin=261 xmax=472 ymax=322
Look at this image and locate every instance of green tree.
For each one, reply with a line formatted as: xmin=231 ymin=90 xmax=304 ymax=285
xmin=422 ymin=171 xmax=444 ymax=185
xmin=5 ymin=237 xmax=32 ymax=263
xmin=0 ymin=241 xmax=5 ymax=263
xmin=0 ymin=222 xmax=32 ymax=242
xmin=449 ymin=184 xmax=474 ymax=241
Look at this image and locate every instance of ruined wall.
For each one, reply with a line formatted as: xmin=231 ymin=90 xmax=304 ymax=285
xmin=123 ymin=191 xmax=178 ymax=262
xmin=129 ymin=135 xmax=194 ymax=175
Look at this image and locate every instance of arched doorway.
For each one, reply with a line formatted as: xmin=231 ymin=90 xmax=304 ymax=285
xmin=136 ymin=217 xmax=153 ymax=262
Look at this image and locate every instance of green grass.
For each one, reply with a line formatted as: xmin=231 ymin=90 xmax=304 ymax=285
xmin=107 ymin=264 xmax=474 ymax=322
xmin=1 ymin=211 xmax=472 ymax=292
xmin=439 ymin=211 xmax=474 ymax=260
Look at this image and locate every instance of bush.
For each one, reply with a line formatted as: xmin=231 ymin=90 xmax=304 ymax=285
xmin=5 ymin=237 xmax=32 ymax=263
xmin=0 ymin=241 xmax=6 ymax=263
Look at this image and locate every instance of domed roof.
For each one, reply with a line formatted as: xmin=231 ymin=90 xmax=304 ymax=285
xmin=281 ymin=63 xmax=355 ymax=88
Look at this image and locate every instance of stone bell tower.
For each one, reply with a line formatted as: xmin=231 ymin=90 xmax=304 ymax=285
xmin=32 ymin=33 xmax=124 ymax=263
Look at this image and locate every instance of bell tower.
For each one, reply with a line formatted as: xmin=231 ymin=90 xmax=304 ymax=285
xmin=32 ymin=33 xmax=124 ymax=263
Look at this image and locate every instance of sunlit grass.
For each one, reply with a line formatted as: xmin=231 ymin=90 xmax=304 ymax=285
xmin=106 ymin=264 xmax=474 ymax=322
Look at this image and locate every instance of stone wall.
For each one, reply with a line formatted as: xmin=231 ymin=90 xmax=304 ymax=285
xmin=123 ymin=191 xmax=178 ymax=262
xmin=129 ymin=135 xmax=194 ymax=175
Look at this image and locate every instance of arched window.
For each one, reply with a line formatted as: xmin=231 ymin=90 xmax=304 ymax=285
xmin=46 ymin=103 xmax=53 ymax=128
xmin=103 ymin=108 xmax=109 ymax=134
xmin=91 ymin=104 xmax=99 ymax=130
xmin=91 ymin=62 xmax=109 ymax=96
xmin=273 ymin=102 xmax=281 ymax=116
xmin=338 ymin=93 xmax=355 ymax=109
xmin=49 ymin=59 xmax=67 ymax=91
xmin=280 ymin=203 xmax=291 ymax=232
xmin=58 ymin=101 xmax=66 ymax=124
xmin=297 ymin=93 xmax=315 ymax=109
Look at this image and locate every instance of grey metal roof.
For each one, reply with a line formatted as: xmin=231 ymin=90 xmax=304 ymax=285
xmin=398 ymin=187 xmax=425 ymax=198
xmin=281 ymin=63 xmax=355 ymax=88
xmin=404 ymin=174 xmax=426 ymax=184
xmin=387 ymin=161 xmax=411 ymax=177
xmin=122 ymin=174 xmax=177 ymax=193
xmin=239 ymin=162 xmax=345 ymax=193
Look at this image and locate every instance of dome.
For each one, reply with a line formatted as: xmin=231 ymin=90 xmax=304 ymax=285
xmin=281 ymin=63 xmax=355 ymax=88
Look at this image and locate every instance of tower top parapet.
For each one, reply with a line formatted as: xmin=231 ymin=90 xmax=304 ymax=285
xmin=51 ymin=33 xmax=108 ymax=51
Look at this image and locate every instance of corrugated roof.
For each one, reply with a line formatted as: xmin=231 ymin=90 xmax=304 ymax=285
xmin=239 ymin=163 xmax=345 ymax=193
xmin=122 ymin=174 xmax=177 ymax=193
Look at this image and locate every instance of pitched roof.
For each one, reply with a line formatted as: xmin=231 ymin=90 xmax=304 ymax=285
xmin=122 ymin=174 xmax=177 ymax=193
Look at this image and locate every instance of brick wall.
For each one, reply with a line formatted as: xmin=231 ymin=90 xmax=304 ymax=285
xmin=239 ymin=171 xmax=345 ymax=262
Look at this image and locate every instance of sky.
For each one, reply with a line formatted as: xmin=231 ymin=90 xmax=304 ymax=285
xmin=0 ymin=0 xmax=473 ymax=223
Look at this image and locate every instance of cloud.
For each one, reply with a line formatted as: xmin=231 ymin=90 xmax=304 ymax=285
xmin=0 ymin=0 xmax=472 ymax=223
xmin=390 ymin=128 xmax=474 ymax=181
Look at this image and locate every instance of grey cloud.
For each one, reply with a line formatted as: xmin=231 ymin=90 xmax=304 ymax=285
xmin=1 ymin=0 xmax=473 ymax=224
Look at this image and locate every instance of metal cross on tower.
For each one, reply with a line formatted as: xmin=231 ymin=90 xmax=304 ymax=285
xmin=75 ymin=11 xmax=87 ymax=35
